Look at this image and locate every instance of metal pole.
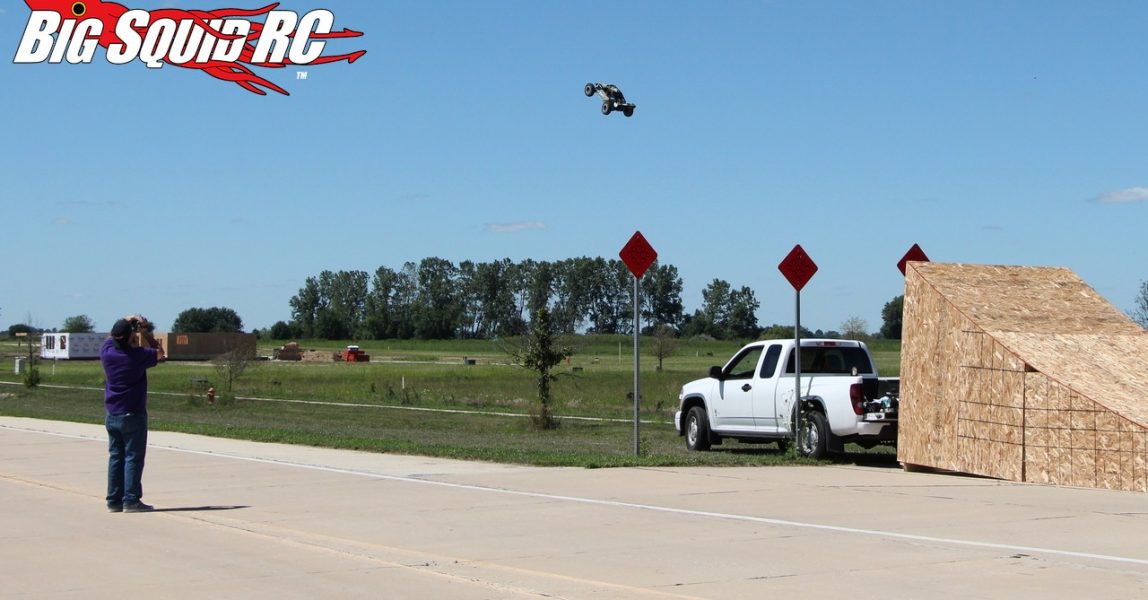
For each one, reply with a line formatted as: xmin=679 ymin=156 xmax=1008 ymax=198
xmin=633 ymin=275 xmax=641 ymax=456
xmin=794 ymin=290 xmax=802 ymax=455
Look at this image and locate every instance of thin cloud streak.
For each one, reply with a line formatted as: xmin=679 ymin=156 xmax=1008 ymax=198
xmin=1090 ymin=187 xmax=1148 ymax=204
xmin=484 ymin=221 xmax=546 ymax=233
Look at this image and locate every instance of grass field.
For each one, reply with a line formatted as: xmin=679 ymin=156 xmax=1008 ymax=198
xmin=0 ymin=335 xmax=901 ymax=468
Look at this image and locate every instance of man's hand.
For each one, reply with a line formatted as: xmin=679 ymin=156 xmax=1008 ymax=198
xmin=124 ymin=314 xmax=162 ymax=352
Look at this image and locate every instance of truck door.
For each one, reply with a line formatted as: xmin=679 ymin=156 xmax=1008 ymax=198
xmin=712 ymin=344 xmax=763 ymax=430
xmin=751 ymin=344 xmax=784 ymax=430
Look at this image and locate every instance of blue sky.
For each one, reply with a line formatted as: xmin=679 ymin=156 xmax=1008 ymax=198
xmin=2 ymin=0 xmax=1146 ymax=334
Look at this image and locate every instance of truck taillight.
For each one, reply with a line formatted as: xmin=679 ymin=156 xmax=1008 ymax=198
xmin=850 ymin=383 xmax=865 ymax=415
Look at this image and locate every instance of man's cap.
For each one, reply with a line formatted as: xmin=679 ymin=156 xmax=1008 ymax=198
xmin=111 ymin=319 xmax=133 ymax=340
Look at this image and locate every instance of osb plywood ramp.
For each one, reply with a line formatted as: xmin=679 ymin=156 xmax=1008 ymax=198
xmin=899 ymin=262 xmax=1148 ymax=491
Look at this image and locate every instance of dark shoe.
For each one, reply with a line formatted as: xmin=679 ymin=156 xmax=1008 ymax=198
xmin=123 ymin=502 xmax=154 ymax=513
xmin=107 ymin=504 xmax=123 ymax=513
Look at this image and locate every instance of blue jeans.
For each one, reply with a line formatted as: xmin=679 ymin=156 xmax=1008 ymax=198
xmin=106 ymin=413 xmax=148 ymax=507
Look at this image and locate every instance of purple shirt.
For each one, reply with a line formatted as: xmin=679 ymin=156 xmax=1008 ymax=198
xmin=100 ymin=337 xmax=159 ymax=415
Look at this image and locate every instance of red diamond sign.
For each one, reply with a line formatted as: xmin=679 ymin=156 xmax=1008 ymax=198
xmin=619 ymin=231 xmax=657 ymax=278
xmin=778 ymin=244 xmax=817 ymax=292
xmin=897 ymin=243 xmax=929 ymax=276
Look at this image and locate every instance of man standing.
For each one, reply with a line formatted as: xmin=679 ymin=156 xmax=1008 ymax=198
xmin=100 ymin=315 xmax=165 ymax=513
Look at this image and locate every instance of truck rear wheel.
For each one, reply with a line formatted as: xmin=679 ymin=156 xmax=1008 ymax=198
xmin=685 ymin=406 xmax=711 ymax=451
xmin=798 ymin=411 xmax=829 ymax=459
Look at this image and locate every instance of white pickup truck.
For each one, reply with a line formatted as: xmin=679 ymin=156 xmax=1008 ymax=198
xmin=674 ymin=339 xmax=898 ymax=458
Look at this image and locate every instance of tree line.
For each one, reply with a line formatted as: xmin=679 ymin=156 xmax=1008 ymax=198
xmin=275 ymin=256 xmax=772 ymax=341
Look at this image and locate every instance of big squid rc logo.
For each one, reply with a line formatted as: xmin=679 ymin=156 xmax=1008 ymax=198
xmin=13 ymin=1 xmax=366 ymax=95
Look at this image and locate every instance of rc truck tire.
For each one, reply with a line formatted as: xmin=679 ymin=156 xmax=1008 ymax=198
xmin=623 ymin=107 xmax=634 ymax=117
xmin=584 ymin=83 xmax=595 ymax=97
xmin=798 ymin=411 xmax=829 ymax=459
xmin=601 ymin=101 xmax=612 ymax=115
xmin=685 ymin=406 xmax=712 ymax=451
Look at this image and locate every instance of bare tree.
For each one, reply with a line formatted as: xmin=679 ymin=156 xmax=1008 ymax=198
xmin=213 ymin=338 xmax=258 ymax=397
xmin=649 ymin=324 xmax=679 ymax=371
xmin=840 ymin=315 xmax=869 ymax=340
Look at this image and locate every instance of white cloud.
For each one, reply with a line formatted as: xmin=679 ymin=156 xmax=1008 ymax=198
xmin=1090 ymin=187 xmax=1148 ymax=204
xmin=52 ymin=216 xmax=72 ymax=226
xmin=57 ymin=199 xmax=123 ymax=208
xmin=484 ymin=221 xmax=545 ymax=233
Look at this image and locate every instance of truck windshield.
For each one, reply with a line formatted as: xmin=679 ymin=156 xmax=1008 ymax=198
xmin=784 ymin=346 xmax=873 ymax=375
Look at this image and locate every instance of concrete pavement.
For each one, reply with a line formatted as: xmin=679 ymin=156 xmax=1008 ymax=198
xmin=3 ymin=416 xmax=1148 ymax=598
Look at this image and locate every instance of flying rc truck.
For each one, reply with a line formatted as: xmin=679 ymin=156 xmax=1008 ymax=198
xmin=584 ymin=82 xmax=635 ymax=117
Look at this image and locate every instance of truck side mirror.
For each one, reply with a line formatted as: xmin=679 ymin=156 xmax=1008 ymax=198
xmin=708 ymin=366 xmax=724 ymax=380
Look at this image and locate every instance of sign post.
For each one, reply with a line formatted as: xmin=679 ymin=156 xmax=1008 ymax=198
xmin=619 ymin=231 xmax=657 ymax=457
xmin=778 ymin=245 xmax=817 ymax=455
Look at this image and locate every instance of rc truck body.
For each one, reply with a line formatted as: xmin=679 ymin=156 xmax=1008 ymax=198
xmin=584 ymin=82 xmax=635 ymax=117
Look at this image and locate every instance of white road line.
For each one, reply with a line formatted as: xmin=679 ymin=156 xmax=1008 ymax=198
xmin=6 ymin=423 xmax=1148 ymax=568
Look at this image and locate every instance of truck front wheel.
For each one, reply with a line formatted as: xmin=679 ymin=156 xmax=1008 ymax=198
xmin=798 ymin=411 xmax=829 ymax=459
xmin=685 ymin=406 xmax=712 ymax=451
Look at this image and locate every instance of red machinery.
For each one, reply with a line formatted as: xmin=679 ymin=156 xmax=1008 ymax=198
xmin=342 ymin=345 xmax=370 ymax=362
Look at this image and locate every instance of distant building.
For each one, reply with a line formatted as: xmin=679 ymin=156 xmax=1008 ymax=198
xmin=157 ymin=332 xmax=257 ymax=361
xmin=40 ymin=332 xmax=106 ymax=360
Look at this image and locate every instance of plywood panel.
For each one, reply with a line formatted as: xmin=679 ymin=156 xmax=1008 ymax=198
xmin=993 ymin=332 xmax=1148 ymax=428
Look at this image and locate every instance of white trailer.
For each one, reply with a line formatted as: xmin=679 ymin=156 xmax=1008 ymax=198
xmin=40 ymin=332 xmax=107 ymax=360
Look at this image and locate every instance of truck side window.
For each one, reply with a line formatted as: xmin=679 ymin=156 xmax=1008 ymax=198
xmin=783 ymin=348 xmax=809 ymax=373
xmin=759 ymin=344 xmax=781 ymax=378
xmin=725 ymin=346 xmax=764 ymax=380
xmin=785 ymin=347 xmax=874 ymax=374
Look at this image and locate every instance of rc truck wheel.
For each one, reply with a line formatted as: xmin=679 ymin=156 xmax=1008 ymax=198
xmin=798 ymin=411 xmax=829 ymax=459
xmin=685 ymin=406 xmax=711 ymax=451
xmin=584 ymin=83 xmax=596 ymax=97
xmin=601 ymin=101 xmax=612 ymax=115
xmin=623 ymin=107 xmax=634 ymax=117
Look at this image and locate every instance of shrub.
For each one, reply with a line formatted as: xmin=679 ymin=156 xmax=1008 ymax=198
xmin=23 ymin=367 xmax=41 ymax=388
